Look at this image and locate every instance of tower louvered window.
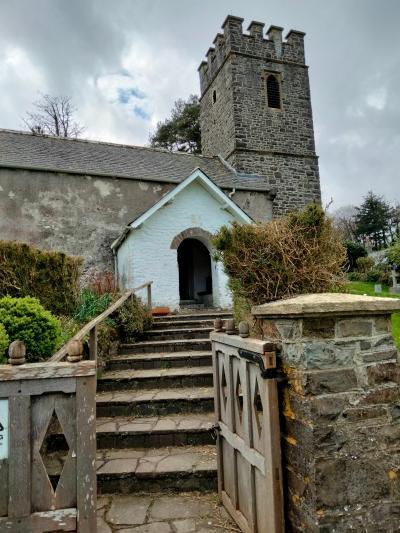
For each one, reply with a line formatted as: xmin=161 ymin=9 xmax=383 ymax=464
xmin=267 ymin=75 xmax=281 ymax=109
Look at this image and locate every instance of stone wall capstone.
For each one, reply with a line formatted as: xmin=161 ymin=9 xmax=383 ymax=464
xmin=252 ymin=293 xmax=400 ymax=532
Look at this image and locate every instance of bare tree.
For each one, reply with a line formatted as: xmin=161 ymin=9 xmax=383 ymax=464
xmin=23 ymin=94 xmax=85 ymax=138
xmin=332 ymin=205 xmax=358 ymax=241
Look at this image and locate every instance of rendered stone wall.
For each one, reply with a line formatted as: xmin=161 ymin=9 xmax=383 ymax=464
xmin=199 ymin=16 xmax=321 ymax=216
xmin=0 ymin=167 xmax=270 ymax=274
xmin=253 ymin=294 xmax=400 ymax=532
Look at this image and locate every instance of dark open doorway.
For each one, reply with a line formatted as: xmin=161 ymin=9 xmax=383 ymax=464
xmin=177 ymin=238 xmax=212 ymax=304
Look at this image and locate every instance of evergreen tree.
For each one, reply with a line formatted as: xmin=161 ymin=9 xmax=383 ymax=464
xmin=355 ymin=191 xmax=392 ymax=250
xmin=150 ymin=95 xmax=201 ymax=154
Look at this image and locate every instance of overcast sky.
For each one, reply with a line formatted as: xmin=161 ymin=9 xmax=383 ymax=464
xmin=0 ymin=0 xmax=399 ymax=209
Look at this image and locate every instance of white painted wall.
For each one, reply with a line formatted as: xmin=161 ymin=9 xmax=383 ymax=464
xmin=117 ymin=180 xmax=241 ymax=309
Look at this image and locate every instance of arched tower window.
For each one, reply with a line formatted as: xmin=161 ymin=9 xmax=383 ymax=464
xmin=267 ymin=75 xmax=281 ymax=109
xmin=212 ymin=89 xmax=217 ymax=104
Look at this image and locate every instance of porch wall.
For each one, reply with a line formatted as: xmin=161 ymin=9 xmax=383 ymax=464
xmin=117 ymin=181 xmax=236 ymax=309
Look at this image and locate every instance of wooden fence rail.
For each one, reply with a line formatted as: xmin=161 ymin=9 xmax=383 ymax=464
xmin=50 ymin=281 xmax=153 ymax=363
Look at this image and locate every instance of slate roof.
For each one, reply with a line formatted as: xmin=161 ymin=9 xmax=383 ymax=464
xmin=0 ymin=129 xmax=269 ymax=192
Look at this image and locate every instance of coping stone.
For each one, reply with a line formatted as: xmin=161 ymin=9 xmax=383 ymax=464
xmin=252 ymin=293 xmax=400 ymax=318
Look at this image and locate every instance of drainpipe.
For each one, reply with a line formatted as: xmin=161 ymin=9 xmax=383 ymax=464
xmin=112 ymin=248 xmax=118 ymax=290
xmin=228 ymin=188 xmax=236 ymax=199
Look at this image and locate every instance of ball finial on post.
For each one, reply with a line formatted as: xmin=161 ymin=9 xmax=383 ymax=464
xmin=66 ymin=339 xmax=84 ymax=363
xmin=239 ymin=321 xmax=250 ymax=338
xmin=8 ymin=340 xmax=26 ymax=365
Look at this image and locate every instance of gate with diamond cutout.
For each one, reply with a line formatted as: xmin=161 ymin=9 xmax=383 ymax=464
xmin=210 ymin=332 xmax=284 ymax=533
xmin=0 ymin=360 xmax=96 ymax=532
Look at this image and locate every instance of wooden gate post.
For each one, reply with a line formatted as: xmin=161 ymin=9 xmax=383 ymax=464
xmin=0 ymin=359 xmax=97 ymax=532
xmin=253 ymin=293 xmax=400 ymax=532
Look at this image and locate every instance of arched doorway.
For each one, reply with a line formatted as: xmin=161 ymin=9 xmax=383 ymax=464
xmin=177 ymin=238 xmax=212 ymax=305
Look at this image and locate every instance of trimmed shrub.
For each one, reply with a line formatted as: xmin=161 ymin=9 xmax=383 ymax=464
xmin=115 ymin=295 xmax=153 ymax=341
xmin=0 ymin=323 xmax=10 ymax=363
xmin=0 ymin=240 xmax=82 ymax=316
xmin=0 ymin=297 xmax=60 ymax=362
xmin=213 ymin=204 xmax=346 ymax=307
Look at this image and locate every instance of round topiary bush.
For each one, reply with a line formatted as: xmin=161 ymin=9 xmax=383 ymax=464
xmin=0 ymin=323 xmax=10 ymax=363
xmin=0 ymin=296 xmax=61 ymax=362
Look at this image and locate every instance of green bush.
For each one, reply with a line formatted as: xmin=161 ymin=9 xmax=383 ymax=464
xmin=74 ymin=289 xmax=114 ymax=323
xmin=0 ymin=240 xmax=82 ymax=316
xmin=387 ymin=239 xmax=400 ymax=267
xmin=56 ymin=316 xmax=82 ymax=350
xmin=345 ymin=241 xmax=368 ymax=271
xmin=0 ymin=297 xmax=60 ymax=362
xmin=114 ymin=295 xmax=152 ymax=341
xmin=213 ymin=204 xmax=346 ymax=307
xmin=356 ymin=256 xmax=375 ymax=273
xmin=0 ymin=323 xmax=10 ymax=363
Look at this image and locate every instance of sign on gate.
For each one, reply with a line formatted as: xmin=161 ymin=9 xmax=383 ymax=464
xmin=0 ymin=400 xmax=8 ymax=460
xmin=210 ymin=332 xmax=284 ymax=533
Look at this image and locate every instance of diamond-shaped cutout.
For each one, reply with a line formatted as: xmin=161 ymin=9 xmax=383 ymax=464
xmin=221 ymin=364 xmax=228 ymax=410
xmin=235 ymin=372 xmax=243 ymax=424
xmin=253 ymin=379 xmax=264 ymax=436
xmin=39 ymin=410 xmax=70 ymax=492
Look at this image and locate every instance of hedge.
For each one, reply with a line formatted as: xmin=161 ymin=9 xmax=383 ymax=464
xmin=0 ymin=240 xmax=82 ymax=316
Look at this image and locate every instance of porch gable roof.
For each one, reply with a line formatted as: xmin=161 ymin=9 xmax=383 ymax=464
xmin=111 ymin=168 xmax=252 ymax=251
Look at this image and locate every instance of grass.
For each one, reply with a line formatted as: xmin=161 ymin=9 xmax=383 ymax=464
xmin=346 ymin=280 xmax=400 ymax=349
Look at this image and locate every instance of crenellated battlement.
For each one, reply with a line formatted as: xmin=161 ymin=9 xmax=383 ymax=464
xmin=198 ymin=15 xmax=306 ymax=95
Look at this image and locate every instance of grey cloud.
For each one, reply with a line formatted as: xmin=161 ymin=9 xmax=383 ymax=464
xmin=0 ymin=0 xmax=399 ymax=207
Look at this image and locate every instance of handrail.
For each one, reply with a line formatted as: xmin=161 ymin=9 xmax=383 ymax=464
xmin=50 ymin=281 xmax=153 ymax=363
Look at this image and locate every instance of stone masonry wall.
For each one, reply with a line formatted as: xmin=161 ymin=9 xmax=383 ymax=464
xmin=0 ymin=167 xmax=271 ymax=274
xmin=253 ymin=295 xmax=400 ymax=532
xmin=199 ymin=16 xmax=321 ymax=216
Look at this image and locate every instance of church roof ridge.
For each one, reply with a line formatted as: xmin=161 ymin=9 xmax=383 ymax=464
xmin=0 ymin=128 xmax=270 ymax=192
xmin=0 ymin=128 xmax=214 ymax=160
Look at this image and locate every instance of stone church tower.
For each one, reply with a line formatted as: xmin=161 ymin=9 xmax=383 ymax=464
xmin=199 ymin=15 xmax=321 ymax=215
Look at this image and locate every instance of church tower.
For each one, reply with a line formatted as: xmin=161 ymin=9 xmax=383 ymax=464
xmin=199 ymin=16 xmax=321 ymax=216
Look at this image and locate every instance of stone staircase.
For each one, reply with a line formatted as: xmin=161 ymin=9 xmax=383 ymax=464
xmin=94 ymin=309 xmax=232 ymax=495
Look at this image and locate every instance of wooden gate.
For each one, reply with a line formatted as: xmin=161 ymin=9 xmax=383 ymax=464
xmin=0 ymin=360 xmax=96 ymax=532
xmin=211 ymin=332 xmax=284 ymax=533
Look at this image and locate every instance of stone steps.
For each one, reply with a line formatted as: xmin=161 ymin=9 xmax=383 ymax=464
xmin=97 ymin=366 xmax=214 ymax=392
xmin=153 ymin=311 xmax=231 ymax=323
xmin=96 ymin=386 xmax=215 ymax=418
xmin=96 ymin=413 xmax=215 ymax=449
xmin=96 ymin=445 xmax=217 ymax=494
xmin=45 ymin=445 xmax=217 ymax=494
xmin=108 ymin=351 xmax=212 ymax=370
xmin=152 ymin=319 xmax=215 ymax=330
xmin=47 ymin=413 xmax=215 ymax=451
xmin=97 ymin=492 xmax=234 ymax=532
xmin=146 ymin=327 xmax=213 ymax=341
xmin=119 ymin=338 xmax=212 ymax=354
xmin=92 ymin=308 xmax=228 ymax=497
